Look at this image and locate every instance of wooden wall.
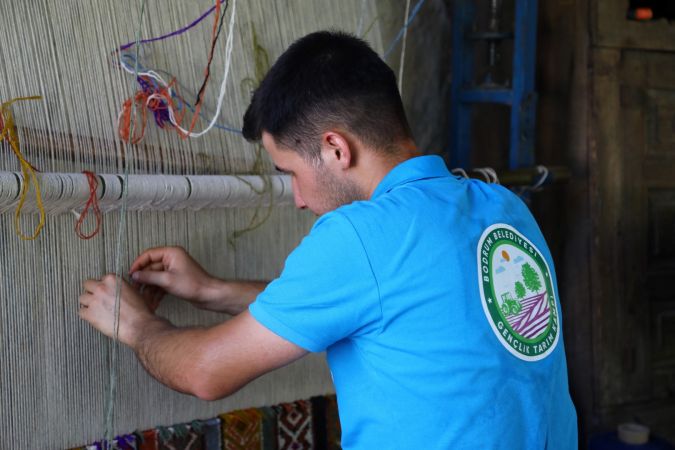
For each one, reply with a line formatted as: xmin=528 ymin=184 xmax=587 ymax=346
xmin=534 ymin=0 xmax=675 ymax=445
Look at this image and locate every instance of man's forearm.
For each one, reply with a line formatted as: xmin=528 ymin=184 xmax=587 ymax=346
xmin=130 ymin=318 xmax=203 ymax=396
xmin=130 ymin=317 xmax=244 ymax=399
xmin=199 ymin=280 xmax=268 ymax=315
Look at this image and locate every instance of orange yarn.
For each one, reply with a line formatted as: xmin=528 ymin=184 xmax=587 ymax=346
xmin=118 ymin=77 xmax=186 ymax=143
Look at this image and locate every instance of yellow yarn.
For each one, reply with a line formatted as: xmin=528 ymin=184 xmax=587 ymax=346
xmin=0 ymin=96 xmax=45 ymax=240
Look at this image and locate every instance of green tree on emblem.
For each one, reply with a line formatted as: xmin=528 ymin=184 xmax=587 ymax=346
xmin=514 ymin=281 xmax=526 ymax=299
xmin=521 ymin=263 xmax=542 ymax=293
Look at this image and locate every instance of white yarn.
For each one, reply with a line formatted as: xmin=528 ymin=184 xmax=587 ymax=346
xmin=531 ymin=165 xmax=549 ymax=191
xmin=473 ymin=167 xmax=500 ymax=184
xmin=398 ymin=0 xmax=411 ymax=95
xmin=451 ymin=167 xmax=469 ymax=179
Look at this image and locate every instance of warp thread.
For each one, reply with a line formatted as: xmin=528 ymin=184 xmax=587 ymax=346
xmin=74 ymin=170 xmax=102 ymax=240
xmin=0 ymin=96 xmax=45 ymax=240
xmin=105 ymin=0 xmax=149 ymax=446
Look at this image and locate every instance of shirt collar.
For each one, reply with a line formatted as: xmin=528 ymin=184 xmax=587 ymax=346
xmin=371 ymin=155 xmax=452 ymax=200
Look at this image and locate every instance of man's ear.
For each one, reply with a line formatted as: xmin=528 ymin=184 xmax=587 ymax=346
xmin=320 ymin=131 xmax=353 ymax=170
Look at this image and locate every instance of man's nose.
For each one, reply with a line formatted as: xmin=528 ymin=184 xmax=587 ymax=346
xmin=292 ymin=178 xmax=307 ymax=209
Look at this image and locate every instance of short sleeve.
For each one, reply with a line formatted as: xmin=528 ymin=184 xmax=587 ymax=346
xmin=249 ymin=211 xmax=382 ymax=352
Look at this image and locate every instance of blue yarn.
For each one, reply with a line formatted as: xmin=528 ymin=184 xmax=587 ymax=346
xmin=383 ymin=0 xmax=428 ymax=60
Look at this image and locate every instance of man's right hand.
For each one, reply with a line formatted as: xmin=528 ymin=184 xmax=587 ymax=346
xmin=129 ymin=246 xmax=267 ymax=315
xmin=130 ymin=246 xmax=218 ymax=308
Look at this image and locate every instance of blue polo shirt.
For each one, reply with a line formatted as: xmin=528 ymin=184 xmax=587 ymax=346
xmin=250 ymin=155 xmax=577 ymax=449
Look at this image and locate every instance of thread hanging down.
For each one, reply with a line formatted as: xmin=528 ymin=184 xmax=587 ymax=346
xmin=106 ymin=0 xmax=149 ymax=445
xmin=398 ymin=0 xmax=412 ymax=95
xmin=0 ymin=96 xmax=45 ymax=240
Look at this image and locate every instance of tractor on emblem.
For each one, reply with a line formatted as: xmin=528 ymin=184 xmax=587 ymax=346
xmin=500 ymin=292 xmax=522 ymax=316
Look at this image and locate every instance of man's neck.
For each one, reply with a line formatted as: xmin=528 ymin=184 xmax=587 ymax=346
xmin=355 ymin=140 xmax=421 ymax=200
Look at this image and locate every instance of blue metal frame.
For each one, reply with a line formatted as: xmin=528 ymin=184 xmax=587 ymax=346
xmin=449 ymin=0 xmax=539 ymax=170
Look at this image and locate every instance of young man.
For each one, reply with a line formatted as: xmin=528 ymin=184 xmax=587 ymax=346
xmin=81 ymin=31 xmax=577 ymax=448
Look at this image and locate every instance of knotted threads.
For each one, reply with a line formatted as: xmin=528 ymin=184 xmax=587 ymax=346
xmin=118 ymin=76 xmax=186 ymax=143
xmin=0 ymin=96 xmax=45 ymax=240
xmin=117 ymin=0 xmax=231 ymax=143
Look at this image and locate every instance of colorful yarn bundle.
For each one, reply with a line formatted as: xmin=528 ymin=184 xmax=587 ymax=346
xmin=0 ymin=96 xmax=45 ymax=240
xmin=116 ymin=0 xmax=238 ymax=143
xmin=117 ymin=53 xmax=241 ymax=134
xmin=118 ymin=76 xmax=186 ymax=143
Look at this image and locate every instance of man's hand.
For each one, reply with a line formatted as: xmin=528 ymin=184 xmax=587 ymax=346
xmin=129 ymin=246 xmax=221 ymax=309
xmin=129 ymin=246 xmax=267 ymax=315
xmin=79 ymin=274 xmax=169 ymax=347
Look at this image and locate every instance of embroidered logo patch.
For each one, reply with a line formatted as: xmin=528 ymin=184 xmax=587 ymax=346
xmin=477 ymin=224 xmax=560 ymax=361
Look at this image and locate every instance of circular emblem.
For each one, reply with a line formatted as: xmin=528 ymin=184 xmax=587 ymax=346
xmin=477 ymin=224 xmax=560 ymax=361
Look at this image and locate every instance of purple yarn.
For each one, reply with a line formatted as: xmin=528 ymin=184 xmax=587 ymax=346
xmin=118 ymin=0 xmax=227 ymax=52
xmin=92 ymin=434 xmax=135 ymax=450
xmin=115 ymin=435 xmax=136 ymax=450
xmin=136 ymin=76 xmax=155 ymax=93
xmin=136 ymin=76 xmax=172 ymax=128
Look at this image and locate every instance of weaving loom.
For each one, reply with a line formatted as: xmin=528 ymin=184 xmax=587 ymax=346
xmin=0 ymin=0 xmax=449 ymax=448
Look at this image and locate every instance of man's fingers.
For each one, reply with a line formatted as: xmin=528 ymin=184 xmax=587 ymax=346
xmin=78 ymin=293 xmax=95 ymax=311
xmin=130 ymin=269 xmax=170 ymax=288
xmin=129 ymin=247 xmax=168 ymax=273
xmin=129 ymin=247 xmax=176 ymax=273
xmin=146 ymin=262 xmax=164 ymax=271
xmin=83 ymin=279 xmax=100 ymax=294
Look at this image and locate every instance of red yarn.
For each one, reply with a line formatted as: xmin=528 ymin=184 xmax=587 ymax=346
xmin=75 ymin=170 xmax=102 ymax=240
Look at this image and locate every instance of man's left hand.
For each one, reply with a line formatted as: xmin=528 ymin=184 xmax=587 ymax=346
xmin=79 ymin=274 xmax=167 ymax=347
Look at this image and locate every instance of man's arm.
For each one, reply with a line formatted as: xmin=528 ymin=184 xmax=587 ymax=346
xmin=80 ymin=275 xmax=307 ymax=400
xmin=195 ymin=279 xmax=269 ymax=315
xmin=128 ymin=246 xmax=268 ymax=315
xmin=130 ymin=311 xmax=306 ymax=400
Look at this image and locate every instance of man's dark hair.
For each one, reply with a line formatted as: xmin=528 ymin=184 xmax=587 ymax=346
xmin=242 ymin=30 xmax=412 ymax=161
